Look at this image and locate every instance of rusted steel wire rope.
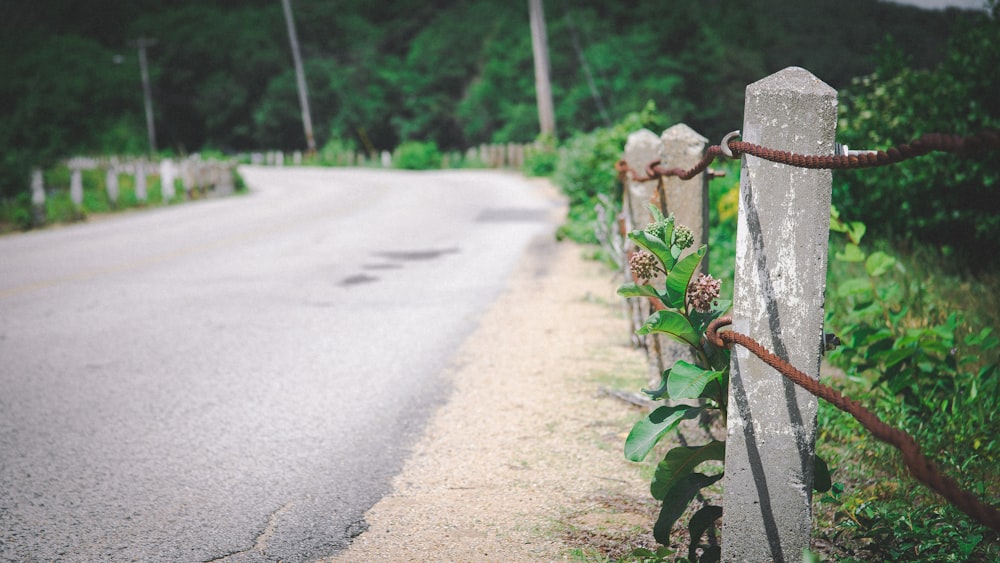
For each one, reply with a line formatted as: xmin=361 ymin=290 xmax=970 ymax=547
xmin=703 ymin=315 xmax=1000 ymax=533
xmin=615 ymin=129 xmax=1000 ymax=182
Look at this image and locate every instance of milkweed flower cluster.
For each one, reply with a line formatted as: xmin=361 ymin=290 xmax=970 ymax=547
xmin=687 ymin=273 xmax=721 ymax=313
xmin=673 ymin=225 xmax=694 ymax=250
xmin=644 ymin=220 xmax=667 ymax=241
xmin=629 ymin=250 xmax=660 ymax=281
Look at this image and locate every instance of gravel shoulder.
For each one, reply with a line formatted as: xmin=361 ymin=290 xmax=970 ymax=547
xmin=326 ymin=183 xmax=659 ymax=561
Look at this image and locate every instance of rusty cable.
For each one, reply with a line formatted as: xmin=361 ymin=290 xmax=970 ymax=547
xmin=704 ymin=315 xmax=1000 ymax=533
xmin=616 ymin=129 xmax=1000 ymax=181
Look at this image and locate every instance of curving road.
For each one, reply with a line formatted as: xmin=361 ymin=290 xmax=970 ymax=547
xmin=0 ymin=166 xmax=559 ymax=562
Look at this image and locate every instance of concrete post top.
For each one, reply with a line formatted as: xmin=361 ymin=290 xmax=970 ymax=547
xmin=744 ymin=67 xmax=838 ymax=155
xmin=746 ymin=66 xmax=836 ymax=99
xmin=624 ymin=128 xmax=661 ymax=170
xmin=661 ymin=123 xmax=708 ymax=160
xmin=661 ymin=123 xmax=708 ymax=145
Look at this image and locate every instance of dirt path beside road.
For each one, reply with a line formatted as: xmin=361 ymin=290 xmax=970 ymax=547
xmin=328 ymin=229 xmax=660 ymax=561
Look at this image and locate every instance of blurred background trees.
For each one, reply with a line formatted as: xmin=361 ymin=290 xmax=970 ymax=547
xmin=1 ymin=0 xmax=996 ymax=260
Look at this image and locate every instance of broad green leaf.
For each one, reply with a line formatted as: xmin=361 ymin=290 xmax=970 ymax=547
xmin=664 ymin=245 xmax=707 ymax=309
xmin=628 ymin=230 xmax=675 ymax=270
xmin=653 ymin=472 xmax=724 ymax=544
xmin=637 ymin=310 xmax=700 ymax=348
xmin=687 ymin=505 xmax=723 ymax=561
xmin=624 ymin=405 xmax=701 ymax=462
xmin=648 ymin=203 xmax=666 ymax=223
xmin=864 ymin=251 xmax=896 ymax=277
xmin=617 ymin=282 xmax=662 ymax=301
xmin=836 ymin=278 xmax=871 ymax=297
xmin=835 ymin=243 xmax=866 ymax=263
xmin=861 ymin=328 xmax=894 ymax=346
xmin=814 ymin=455 xmax=832 ymax=493
xmin=651 ymin=441 xmax=725 ymax=499
xmin=642 ymin=369 xmax=670 ymax=399
xmin=667 ymin=360 xmax=724 ymax=400
xmin=829 ymin=206 xmax=847 ymax=232
xmin=847 ymin=221 xmax=867 ymax=243
xmin=965 ymin=327 xmax=999 ymax=350
xmin=698 ymin=379 xmax=724 ymax=406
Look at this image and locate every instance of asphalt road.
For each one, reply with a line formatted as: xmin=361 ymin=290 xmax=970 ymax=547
xmin=0 ymin=166 xmax=558 ymax=562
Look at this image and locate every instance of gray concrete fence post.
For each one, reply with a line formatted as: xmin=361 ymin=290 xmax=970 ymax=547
xmin=134 ymin=162 xmax=148 ymax=203
xmin=721 ymin=67 xmax=837 ymax=561
xmin=69 ymin=166 xmax=84 ymax=209
xmin=106 ymin=166 xmax=119 ymax=205
xmin=160 ymin=159 xmax=176 ymax=202
xmin=659 ymin=124 xmax=709 ymax=271
xmin=622 ymin=129 xmax=667 ymax=381
xmin=30 ymin=168 xmax=45 ymax=226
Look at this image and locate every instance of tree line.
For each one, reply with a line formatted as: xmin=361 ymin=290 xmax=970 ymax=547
xmin=0 ymin=0 xmax=989 ymax=200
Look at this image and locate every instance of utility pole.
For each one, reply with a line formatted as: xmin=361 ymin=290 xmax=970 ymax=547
xmin=281 ymin=0 xmax=317 ymax=155
xmin=529 ymin=0 xmax=556 ymax=138
xmin=129 ymin=37 xmax=158 ymax=154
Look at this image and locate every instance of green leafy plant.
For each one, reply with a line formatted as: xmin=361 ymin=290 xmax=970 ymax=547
xmin=820 ymin=205 xmax=999 ymax=560
xmin=618 ymin=207 xmax=730 ymax=560
xmin=826 ymin=205 xmax=999 ymax=422
xmin=522 ymin=141 xmax=558 ymax=177
xmin=393 ymin=141 xmax=443 ymax=170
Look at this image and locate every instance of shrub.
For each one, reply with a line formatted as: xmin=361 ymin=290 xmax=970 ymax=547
xmin=521 ymin=145 xmax=558 ymax=177
xmin=835 ymin=16 xmax=1000 ymax=269
xmin=553 ymin=101 xmax=664 ymax=243
xmin=393 ymin=141 xmax=442 ymax=170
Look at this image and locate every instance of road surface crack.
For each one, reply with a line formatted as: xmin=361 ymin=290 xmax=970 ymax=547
xmin=202 ymin=501 xmax=294 ymax=562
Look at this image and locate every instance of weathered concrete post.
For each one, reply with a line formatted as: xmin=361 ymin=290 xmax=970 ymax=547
xmin=216 ymin=163 xmax=235 ymax=196
xmin=180 ymin=159 xmax=194 ymax=198
xmin=30 ymin=168 xmax=46 ymax=226
xmin=134 ymin=162 xmax=148 ymax=203
xmin=721 ymin=67 xmax=836 ymax=561
xmin=106 ymin=167 xmax=119 ymax=205
xmin=659 ymin=124 xmax=709 ymax=270
xmin=69 ymin=166 xmax=84 ymax=209
xmin=160 ymin=159 xmax=176 ymax=202
xmin=623 ymin=129 xmax=667 ymax=380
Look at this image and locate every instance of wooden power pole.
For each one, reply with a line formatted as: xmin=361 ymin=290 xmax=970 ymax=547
xmin=281 ymin=0 xmax=317 ymax=154
xmin=529 ymin=0 xmax=556 ymax=138
xmin=129 ymin=37 xmax=158 ymax=154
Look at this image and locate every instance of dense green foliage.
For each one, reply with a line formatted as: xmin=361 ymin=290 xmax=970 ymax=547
xmin=835 ymin=8 xmax=1000 ymax=267
xmin=392 ymin=140 xmax=442 ymax=170
xmin=553 ymin=102 xmax=662 ymax=244
xmin=1 ymin=0 xmax=981 ymax=201
xmin=816 ymin=208 xmax=999 ymax=561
